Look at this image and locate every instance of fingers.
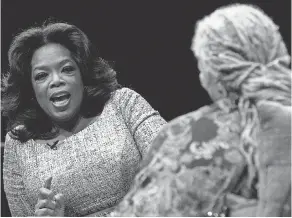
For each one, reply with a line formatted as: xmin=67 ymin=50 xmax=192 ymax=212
xmin=35 ymin=208 xmax=55 ymax=216
xmin=35 ymin=199 xmax=56 ymax=210
xmin=54 ymin=193 xmax=65 ymax=209
xmin=38 ymin=187 xmax=55 ymax=201
xmin=38 ymin=177 xmax=54 ymax=200
xmin=44 ymin=176 xmax=52 ymax=189
xmin=35 ymin=177 xmax=65 ymax=216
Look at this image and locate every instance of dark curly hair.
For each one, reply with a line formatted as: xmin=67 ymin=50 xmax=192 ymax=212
xmin=2 ymin=22 xmax=121 ymax=142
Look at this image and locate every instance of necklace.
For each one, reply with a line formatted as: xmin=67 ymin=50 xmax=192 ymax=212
xmin=46 ymin=140 xmax=59 ymax=150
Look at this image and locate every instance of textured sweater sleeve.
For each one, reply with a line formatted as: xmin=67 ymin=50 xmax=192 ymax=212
xmin=113 ymin=88 xmax=166 ymax=157
xmin=3 ymin=133 xmax=34 ymax=217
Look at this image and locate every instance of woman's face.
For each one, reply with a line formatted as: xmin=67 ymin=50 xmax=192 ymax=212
xmin=31 ymin=43 xmax=84 ymax=123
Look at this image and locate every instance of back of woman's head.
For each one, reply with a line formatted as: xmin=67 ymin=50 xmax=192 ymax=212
xmin=2 ymin=22 xmax=120 ymax=142
xmin=192 ymin=3 xmax=291 ymax=106
xmin=191 ymin=3 xmax=291 ymax=195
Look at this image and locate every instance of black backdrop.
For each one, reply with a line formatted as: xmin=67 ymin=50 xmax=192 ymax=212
xmin=1 ymin=0 xmax=291 ymax=216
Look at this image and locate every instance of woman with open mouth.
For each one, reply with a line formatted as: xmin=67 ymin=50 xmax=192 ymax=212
xmin=2 ymin=22 xmax=166 ymax=217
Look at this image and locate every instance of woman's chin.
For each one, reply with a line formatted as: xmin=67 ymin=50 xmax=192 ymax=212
xmin=50 ymin=111 xmax=80 ymax=125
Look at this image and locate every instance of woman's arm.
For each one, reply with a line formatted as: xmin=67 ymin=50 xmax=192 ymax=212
xmin=3 ymin=133 xmax=34 ymax=216
xmin=115 ymin=88 xmax=166 ymax=158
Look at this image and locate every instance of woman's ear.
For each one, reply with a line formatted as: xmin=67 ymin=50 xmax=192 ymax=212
xmin=207 ymin=80 xmax=227 ymax=102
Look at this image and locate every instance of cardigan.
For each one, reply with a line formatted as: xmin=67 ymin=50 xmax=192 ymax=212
xmin=3 ymin=87 xmax=166 ymax=217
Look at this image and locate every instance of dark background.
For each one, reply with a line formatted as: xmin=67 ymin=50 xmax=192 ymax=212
xmin=1 ymin=0 xmax=291 ymax=216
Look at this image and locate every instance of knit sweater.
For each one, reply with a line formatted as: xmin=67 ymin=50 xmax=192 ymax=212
xmin=3 ymin=88 xmax=166 ymax=217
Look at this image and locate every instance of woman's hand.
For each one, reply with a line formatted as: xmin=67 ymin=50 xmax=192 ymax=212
xmin=35 ymin=177 xmax=65 ymax=217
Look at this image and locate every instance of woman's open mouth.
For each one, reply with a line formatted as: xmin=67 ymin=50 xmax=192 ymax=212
xmin=50 ymin=93 xmax=71 ymax=108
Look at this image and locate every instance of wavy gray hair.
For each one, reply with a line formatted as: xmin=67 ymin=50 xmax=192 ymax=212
xmin=191 ymin=3 xmax=291 ymax=191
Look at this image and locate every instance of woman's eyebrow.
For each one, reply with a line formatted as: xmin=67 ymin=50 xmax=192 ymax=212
xmin=32 ymin=65 xmax=49 ymax=72
xmin=32 ymin=59 xmax=72 ymax=72
xmin=58 ymin=58 xmax=72 ymax=66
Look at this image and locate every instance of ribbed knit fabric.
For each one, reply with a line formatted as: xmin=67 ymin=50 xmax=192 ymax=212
xmin=3 ymin=88 xmax=166 ymax=217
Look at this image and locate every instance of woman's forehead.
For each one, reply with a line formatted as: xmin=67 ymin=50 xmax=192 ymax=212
xmin=31 ymin=43 xmax=74 ymax=70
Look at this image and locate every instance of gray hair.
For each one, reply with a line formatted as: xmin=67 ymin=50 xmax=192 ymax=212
xmin=192 ymin=3 xmax=291 ymax=190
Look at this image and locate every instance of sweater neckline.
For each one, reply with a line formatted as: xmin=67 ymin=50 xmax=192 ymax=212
xmin=31 ymin=115 xmax=100 ymax=148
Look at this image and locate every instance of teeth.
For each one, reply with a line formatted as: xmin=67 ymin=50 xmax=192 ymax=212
xmin=51 ymin=94 xmax=70 ymax=102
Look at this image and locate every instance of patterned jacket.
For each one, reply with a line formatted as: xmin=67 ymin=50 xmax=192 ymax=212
xmin=111 ymin=100 xmax=291 ymax=217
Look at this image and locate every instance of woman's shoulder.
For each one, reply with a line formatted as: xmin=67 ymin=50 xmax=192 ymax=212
xmin=122 ymin=106 xmax=246 ymax=216
xmin=109 ymin=87 xmax=149 ymax=110
xmin=140 ymin=104 xmax=222 ymax=168
xmin=144 ymin=103 xmax=238 ymax=156
xmin=3 ymin=132 xmax=19 ymax=153
xmin=164 ymin=104 xmax=219 ymax=132
xmin=4 ymin=125 xmax=26 ymax=148
xmin=111 ymin=87 xmax=139 ymax=101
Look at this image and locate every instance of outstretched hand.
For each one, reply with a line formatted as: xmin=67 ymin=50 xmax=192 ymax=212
xmin=35 ymin=177 xmax=65 ymax=217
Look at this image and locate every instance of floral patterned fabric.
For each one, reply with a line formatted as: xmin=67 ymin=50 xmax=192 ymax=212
xmin=111 ymin=103 xmax=252 ymax=216
xmin=111 ymin=100 xmax=291 ymax=217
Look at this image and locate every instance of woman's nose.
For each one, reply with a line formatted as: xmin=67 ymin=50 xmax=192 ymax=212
xmin=50 ymin=72 xmax=65 ymax=88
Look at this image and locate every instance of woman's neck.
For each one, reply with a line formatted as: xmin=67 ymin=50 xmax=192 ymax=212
xmin=54 ymin=115 xmax=82 ymax=133
xmin=55 ymin=115 xmax=97 ymax=137
xmin=34 ymin=115 xmax=97 ymax=144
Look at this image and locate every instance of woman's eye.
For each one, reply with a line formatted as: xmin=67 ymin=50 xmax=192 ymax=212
xmin=62 ymin=66 xmax=74 ymax=73
xmin=35 ymin=72 xmax=48 ymax=81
